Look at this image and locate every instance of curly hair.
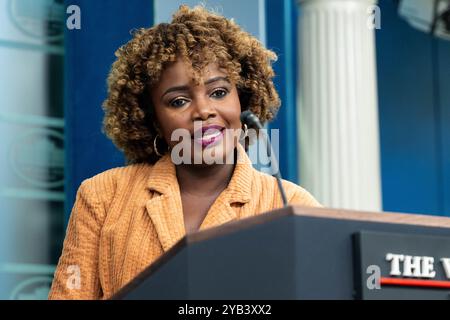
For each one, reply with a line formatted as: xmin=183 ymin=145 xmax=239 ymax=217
xmin=102 ymin=5 xmax=281 ymax=164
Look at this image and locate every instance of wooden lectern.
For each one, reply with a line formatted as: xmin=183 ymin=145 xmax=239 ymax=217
xmin=112 ymin=206 xmax=450 ymax=300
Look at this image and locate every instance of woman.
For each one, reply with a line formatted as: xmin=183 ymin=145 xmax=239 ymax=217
xmin=49 ymin=5 xmax=321 ymax=300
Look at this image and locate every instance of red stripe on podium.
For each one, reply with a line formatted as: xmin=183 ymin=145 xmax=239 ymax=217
xmin=380 ymin=277 xmax=450 ymax=289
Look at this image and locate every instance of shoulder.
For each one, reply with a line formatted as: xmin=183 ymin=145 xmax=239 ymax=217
xmin=252 ymin=169 xmax=321 ymax=207
xmin=281 ymin=179 xmax=322 ymax=207
xmin=77 ymin=163 xmax=154 ymax=204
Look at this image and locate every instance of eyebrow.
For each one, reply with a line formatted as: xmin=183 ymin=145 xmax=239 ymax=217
xmin=161 ymin=76 xmax=230 ymax=99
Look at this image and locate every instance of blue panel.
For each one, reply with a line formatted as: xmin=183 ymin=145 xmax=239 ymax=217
xmin=154 ymin=0 xmax=264 ymax=41
xmin=265 ymin=0 xmax=299 ymax=183
xmin=437 ymin=39 xmax=450 ymax=216
xmin=64 ymin=0 xmax=154 ymax=224
xmin=376 ymin=1 xmax=442 ymax=215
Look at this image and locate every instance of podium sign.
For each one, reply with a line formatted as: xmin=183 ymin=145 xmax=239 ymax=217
xmin=354 ymin=231 xmax=450 ymax=299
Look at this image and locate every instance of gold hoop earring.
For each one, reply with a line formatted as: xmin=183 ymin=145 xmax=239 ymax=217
xmin=153 ymin=134 xmax=165 ymax=157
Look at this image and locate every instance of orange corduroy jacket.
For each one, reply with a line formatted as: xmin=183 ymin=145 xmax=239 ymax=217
xmin=48 ymin=143 xmax=321 ymax=299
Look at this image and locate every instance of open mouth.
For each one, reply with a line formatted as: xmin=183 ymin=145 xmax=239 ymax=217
xmin=192 ymin=125 xmax=225 ymax=148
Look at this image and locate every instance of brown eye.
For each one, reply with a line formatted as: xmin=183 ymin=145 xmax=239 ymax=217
xmin=211 ymin=89 xmax=228 ymax=99
xmin=170 ymin=98 xmax=189 ymax=108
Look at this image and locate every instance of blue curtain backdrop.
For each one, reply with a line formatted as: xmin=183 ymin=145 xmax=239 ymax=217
xmin=439 ymin=39 xmax=450 ymax=216
xmin=376 ymin=0 xmax=450 ymax=216
xmin=266 ymin=0 xmax=299 ymax=184
xmin=64 ymin=0 xmax=154 ymax=224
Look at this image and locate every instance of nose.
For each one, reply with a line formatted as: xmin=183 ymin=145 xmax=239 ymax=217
xmin=191 ymin=96 xmax=217 ymax=121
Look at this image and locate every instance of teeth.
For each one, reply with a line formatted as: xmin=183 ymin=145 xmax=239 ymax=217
xmin=203 ymin=131 xmax=221 ymax=139
xmin=193 ymin=129 xmax=222 ymax=142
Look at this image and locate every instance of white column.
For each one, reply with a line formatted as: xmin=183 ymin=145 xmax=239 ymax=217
xmin=297 ymin=0 xmax=382 ymax=211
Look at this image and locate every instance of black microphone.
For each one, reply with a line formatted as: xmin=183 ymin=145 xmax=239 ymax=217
xmin=240 ymin=110 xmax=288 ymax=207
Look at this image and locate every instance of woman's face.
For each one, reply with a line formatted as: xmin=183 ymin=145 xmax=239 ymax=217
xmin=150 ymin=59 xmax=242 ymax=165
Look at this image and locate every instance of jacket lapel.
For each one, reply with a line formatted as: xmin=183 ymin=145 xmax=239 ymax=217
xmin=145 ymin=154 xmax=185 ymax=252
xmin=145 ymin=143 xmax=254 ymax=251
xmin=199 ymin=143 xmax=253 ymax=230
